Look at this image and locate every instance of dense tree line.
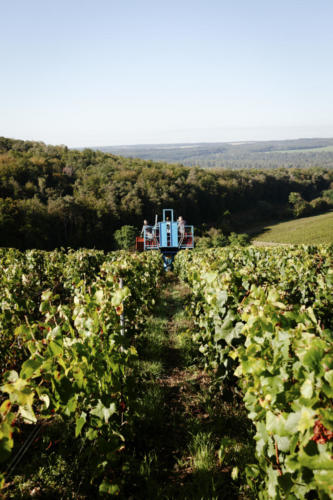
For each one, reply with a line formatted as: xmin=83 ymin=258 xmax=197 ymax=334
xmin=0 ymin=136 xmax=332 ymax=249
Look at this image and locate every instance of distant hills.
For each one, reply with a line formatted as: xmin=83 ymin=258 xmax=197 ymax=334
xmin=97 ymin=137 xmax=333 ymax=169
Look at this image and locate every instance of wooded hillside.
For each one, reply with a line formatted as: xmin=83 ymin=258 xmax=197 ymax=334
xmin=1 ymin=137 xmax=332 ymax=249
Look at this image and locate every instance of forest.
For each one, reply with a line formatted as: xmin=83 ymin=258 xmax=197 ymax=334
xmin=0 ymin=136 xmax=333 ymax=250
xmin=101 ymin=137 xmax=333 ymax=169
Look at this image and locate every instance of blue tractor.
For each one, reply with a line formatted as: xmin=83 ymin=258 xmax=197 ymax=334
xmin=136 ymin=209 xmax=194 ymax=270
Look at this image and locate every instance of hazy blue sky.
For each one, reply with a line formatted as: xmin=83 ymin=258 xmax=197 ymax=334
xmin=1 ymin=0 xmax=333 ymax=146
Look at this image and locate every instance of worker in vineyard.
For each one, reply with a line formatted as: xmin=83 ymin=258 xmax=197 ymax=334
xmin=141 ymin=219 xmax=153 ymax=240
xmin=177 ymin=216 xmax=185 ymax=236
xmin=141 ymin=220 xmax=149 ymax=236
xmin=177 ymin=216 xmax=186 ymax=246
xmin=166 ymin=216 xmax=171 ymax=234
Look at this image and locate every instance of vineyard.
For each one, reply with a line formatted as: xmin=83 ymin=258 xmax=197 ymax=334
xmin=0 ymin=246 xmax=332 ymax=498
xmin=0 ymin=249 xmax=163 ymax=497
xmin=175 ymin=246 xmax=333 ymax=498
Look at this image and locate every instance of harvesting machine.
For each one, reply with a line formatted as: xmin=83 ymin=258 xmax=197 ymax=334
xmin=135 ymin=209 xmax=194 ymax=270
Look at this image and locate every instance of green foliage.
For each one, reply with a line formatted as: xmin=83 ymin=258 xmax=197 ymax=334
xmin=195 ymin=228 xmax=250 ymax=249
xmin=113 ymin=225 xmax=137 ymax=249
xmin=288 ymin=191 xmax=330 ymax=218
xmin=227 ymin=232 xmax=250 ymax=246
xmin=237 ymin=289 xmax=333 ymax=499
xmin=195 ymin=228 xmax=250 ymax=250
xmin=189 ymin=432 xmax=216 ymax=472
xmin=0 ymin=136 xmax=333 ymax=249
xmin=322 ymin=188 xmax=333 ymax=202
xmin=310 ymin=196 xmax=330 ymax=213
xmin=194 ymin=236 xmax=212 ymax=249
xmin=289 ymin=192 xmax=312 ymax=217
xmin=196 ymin=228 xmax=227 ymax=249
xmin=0 ymin=248 xmax=163 ymax=494
xmin=0 ymin=248 xmax=105 ymax=378
xmin=288 ymin=191 xmax=303 ymax=205
xmin=175 ymin=245 xmax=333 ymax=498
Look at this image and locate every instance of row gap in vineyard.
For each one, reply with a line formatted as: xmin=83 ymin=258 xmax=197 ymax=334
xmin=122 ymin=273 xmax=255 ymax=500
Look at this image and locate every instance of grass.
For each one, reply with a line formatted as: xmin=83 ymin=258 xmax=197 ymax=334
xmin=189 ymin=432 xmax=216 ymax=472
xmin=123 ymin=275 xmax=255 ymax=499
xmin=253 ymin=211 xmax=333 ymax=245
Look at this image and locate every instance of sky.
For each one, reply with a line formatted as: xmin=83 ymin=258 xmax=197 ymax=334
xmin=1 ymin=0 xmax=333 ymax=147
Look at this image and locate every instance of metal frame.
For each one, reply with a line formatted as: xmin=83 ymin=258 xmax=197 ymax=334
xmin=142 ymin=208 xmax=194 ymax=270
xmin=143 ymin=225 xmax=194 ymax=250
xmin=143 ymin=225 xmax=160 ymax=250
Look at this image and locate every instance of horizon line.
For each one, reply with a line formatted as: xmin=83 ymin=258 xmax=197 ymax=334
xmin=75 ymin=135 xmax=333 ymax=150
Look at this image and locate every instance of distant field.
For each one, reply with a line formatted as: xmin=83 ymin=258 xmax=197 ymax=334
xmin=271 ymin=145 xmax=333 ymax=154
xmin=97 ymin=137 xmax=333 ymax=169
xmin=253 ymin=211 xmax=333 ymax=245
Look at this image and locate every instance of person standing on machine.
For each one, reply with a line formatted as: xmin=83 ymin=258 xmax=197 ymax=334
xmin=141 ymin=220 xmax=153 ymax=240
xmin=177 ymin=216 xmax=185 ymax=246
xmin=141 ymin=220 xmax=149 ymax=236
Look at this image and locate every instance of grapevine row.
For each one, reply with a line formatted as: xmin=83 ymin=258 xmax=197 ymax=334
xmin=175 ymin=245 xmax=333 ymax=499
xmin=0 ymin=249 xmax=163 ymax=494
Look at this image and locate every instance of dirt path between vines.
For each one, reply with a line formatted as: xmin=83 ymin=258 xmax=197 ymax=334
xmin=124 ymin=275 xmax=253 ymax=500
